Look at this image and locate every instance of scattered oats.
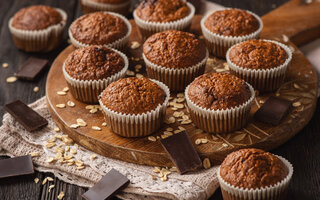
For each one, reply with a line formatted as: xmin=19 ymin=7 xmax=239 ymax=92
xmin=166 ymin=127 xmax=173 ymax=131
xmin=65 ymin=146 xmax=70 ymax=152
xmin=203 ymin=158 xmax=211 ymax=169
xmin=85 ymin=105 xmax=95 ymax=110
xmin=182 ymin=115 xmax=189 ymax=120
xmin=206 ymin=58 xmax=214 ymax=66
xmin=2 ymin=63 xmax=8 ymax=68
xmin=176 ymin=97 xmax=185 ymax=103
xmin=161 ymin=134 xmax=168 ymax=139
xmin=77 ymin=118 xmax=87 ymax=127
xmin=177 ymin=93 xmax=185 ymax=98
xmin=173 ymin=103 xmax=184 ymax=109
xmin=75 ymin=160 xmax=84 ymax=167
xmin=6 ymin=76 xmax=17 ymax=83
xmin=67 ymin=101 xmax=75 ymax=107
xmin=181 ymin=120 xmax=192 ymax=125
xmin=33 ymin=86 xmax=39 ymax=93
xmin=42 ymin=178 xmax=48 ymax=185
xmin=164 ymin=116 xmax=175 ymax=124
xmin=134 ymin=64 xmax=142 ymax=72
xmin=48 ymin=184 xmax=55 ymax=192
xmin=192 ymin=129 xmax=203 ymax=134
xmin=293 ymin=83 xmax=300 ymax=89
xmin=156 ymin=136 xmax=160 ymax=139
xmin=67 ymin=162 xmax=74 ymax=166
xmin=136 ymin=73 xmax=144 ymax=78
xmin=56 ymin=104 xmax=66 ymax=108
xmin=275 ymin=93 xmax=280 ymax=97
xmin=64 ymin=154 xmax=73 ymax=160
xmin=70 ymin=124 xmax=79 ymax=129
xmin=170 ymin=167 xmax=178 ymax=172
xmin=195 ymin=139 xmax=201 ymax=145
xmin=70 ymin=148 xmax=77 ymax=154
xmin=178 ymin=126 xmax=186 ymax=130
xmin=63 ymin=87 xmax=69 ymax=92
xmin=47 ymin=177 xmax=54 ymax=182
xmin=74 ymin=144 xmax=79 ymax=148
xmin=169 ymin=96 xmax=173 ymax=100
xmin=163 ymin=131 xmax=173 ymax=136
xmin=126 ymin=70 xmax=135 ymax=76
xmin=102 ymin=122 xmax=107 ymax=127
xmin=92 ymin=126 xmax=102 ymax=131
xmin=292 ymin=101 xmax=301 ymax=107
xmin=131 ymin=41 xmax=141 ymax=49
xmin=47 ymin=137 xmax=56 ymax=143
xmin=46 ymin=142 xmax=56 ymax=148
xmin=34 ymin=178 xmax=39 ymax=184
xmin=153 ymin=167 xmax=161 ymax=173
xmin=62 ymin=135 xmax=73 ymax=144
xmin=259 ymin=100 xmax=265 ymax=104
xmin=173 ymin=129 xmax=183 ymax=134
xmin=171 ymin=107 xmax=178 ymax=111
xmin=30 ymin=152 xmax=40 ymax=157
xmin=134 ymin=57 xmax=140 ymax=61
xmin=173 ymin=111 xmax=184 ymax=118
xmin=150 ymin=175 xmax=157 ymax=180
xmin=90 ymin=154 xmax=97 ymax=160
xmin=57 ymin=91 xmax=67 ymax=96
xmin=89 ymin=108 xmax=98 ymax=113
xmin=222 ymin=143 xmax=229 ymax=147
xmin=148 ymin=136 xmax=157 ymax=142
xmin=161 ymin=176 xmax=168 ymax=182
xmin=201 ymin=138 xmax=208 ymax=144
xmin=282 ymin=34 xmax=289 ymax=42
xmin=76 ymin=166 xmax=85 ymax=170
xmin=57 ymin=191 xmax=65 ymax=200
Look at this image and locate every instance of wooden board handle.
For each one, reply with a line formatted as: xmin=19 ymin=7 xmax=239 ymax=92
xmin=261 ymin=0 xmax=320 ymax=46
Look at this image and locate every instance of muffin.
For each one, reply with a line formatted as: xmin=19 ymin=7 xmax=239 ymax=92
xmin=185 ymin=73 xmax=254 ymax=133
xmin=79 ymin=0 xmax=131 ymax=16
xmin=68 ymin=11 xmax=131 ymax=50
xmin=227 ymin=39 xmax=292 ymax=92
xmin=143 ymin=30 xmax=208 ymax=91
xmin=62 ymin=45 xmax=128 ymax=103
xmin=99 ymin=77 xmax=170 ymax=137
xmin=133 ymin=0 xmax=195 ymax=40
xmin=201 ymin=8 xmax=263 ymax=58
xmin=8 ymin=5 xmax=67 ymax=52
xmin=218 ymin=148 xmax=293 ymax=200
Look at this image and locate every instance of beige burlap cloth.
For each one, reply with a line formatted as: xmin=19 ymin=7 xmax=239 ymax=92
xmin=0 ymin=97 xmax=219 ymax=200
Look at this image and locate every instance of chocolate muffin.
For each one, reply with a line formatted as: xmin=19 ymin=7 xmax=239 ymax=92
xmin=9 ymin=5 xmax=67 ymax=52
xmin=201 ymin=8 xmax=262 ymax=58
xmin=133 ymin=0 xmax=195 ymax=40
xmin=227 ymin=39 xmax=292 ymax=92
xmin=69 ymin=12 xmax=131 ymax=49
xmin=143 ymin=30 xmax=208 ymax=91
xmin=218 ymin=148 xmax=293 ymax=200
xmin=99 ymin=77 xmax=170 ymax=137
xmin=63 ymin=45 xmax=128 ymax=103
xmin=79 ymin=0 xmax=131 ymax=16
xmin=185 ymin=73 xmax=254 ymax=133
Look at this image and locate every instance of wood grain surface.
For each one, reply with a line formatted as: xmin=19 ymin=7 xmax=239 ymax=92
xmin=1 ymin=0 xmax=320 ymax=200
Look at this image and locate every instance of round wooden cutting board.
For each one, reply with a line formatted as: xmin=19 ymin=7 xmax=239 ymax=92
xmin=46 ymin=1 xmax=319 ymax=167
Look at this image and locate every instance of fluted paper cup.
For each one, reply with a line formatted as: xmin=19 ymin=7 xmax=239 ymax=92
xmin=185 ymin=82 xmax=255 ymax=134
xmin=8 ymin=8 xmax=67 ymax=52
xmin=143 ymin=50 xmax=208 ymax=92
xmin=99 ymin=79 xmax=170 ymax=137
xmin=218 ymin=156 xmax=294 ymax=200
xmin=133 ymin=2 xmax=195 ymax=40
xmin=68 ymin=11 xmax=132 ymax=50
xmin=80 ymin=0 xmax=131 ymax=16
xmin=201 ymin=8 xmax=263 ymax=58
xmin=62 ymin=48 xmax=129 ymax=104
xmin=226 ymin=39 xmax=292 ymax=92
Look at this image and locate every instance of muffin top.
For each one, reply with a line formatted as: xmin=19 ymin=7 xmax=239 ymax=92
xmin=220 ymin=148 xmax=289 ymax=189
xmin=204 ymin=9 xmax=259 ymax=37
xmin=89 ymin=0 xmax=128 ymax=4
xmin=12 ymin=5 xmax=62 ymax=30
xmin=228 ymin=40 xmax=288 ymax=70
xmin=135 ymin=0 xmax=190 ymax=22
xmin=143 ymin=30 xmax=207 ymax=68
xmin=70 ymin=12 xmax=128 ymax=45
xmin=64 ymin=45 xmax=125 ymax=80
xmin=187 ymin=73 xmax=251 ymax=110
xmin=101 ymin=77 xmax=166 ymax=114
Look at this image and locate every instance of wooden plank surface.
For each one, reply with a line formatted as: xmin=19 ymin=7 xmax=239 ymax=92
xmin=1 ymin=0 xmax=320 ymax=200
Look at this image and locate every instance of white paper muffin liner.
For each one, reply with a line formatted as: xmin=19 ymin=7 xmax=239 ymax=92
xmin=185 ymin=82 xmax=255 ymax=133
xmin=68 ymin=11 xmax=132 ymax=50
xmin=62 ymin=47 xmax=129 ymax=104
xmin=99 ymin=79 xmax=170 ymax=137
xmin=80 ymin=0 xmax=131 ymax=16
xmin=200 ymin=8 xmax=263 ymax=58
xmin=217 ymin=155 xmax=294 ymax=200
xmin=143 ymin=49 xmax=208 ymax=92
xmin=133 ymin=2 xmax=195 ymax=40
xmin=8 ymin=8 xmax=67 ymax=52
xmin=226 ymin=40 xmax=292 ymax=92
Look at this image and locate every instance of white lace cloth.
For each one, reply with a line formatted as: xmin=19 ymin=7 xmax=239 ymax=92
xmin=0 ymin=97 xmax=219 ymax=200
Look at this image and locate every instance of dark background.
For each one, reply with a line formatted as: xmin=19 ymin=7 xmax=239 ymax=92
xmin=0 ymin=0 xmax=319 ymax=199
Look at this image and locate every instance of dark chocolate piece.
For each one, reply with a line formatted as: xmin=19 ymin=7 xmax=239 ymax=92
xmin=4 ymin=100 xmax=48 ymax=132
xmin=15 ymin=57 xmax=48 ymax=80
xmin=160 ymin=131 xmax=202 ymax=174
xmin=254 ymin=96 xmax=292 ymax=125
xmin=82 ymin=169 xmax=129 ymax=200
xmin=0 ymin=155 xmax=34 ymax=178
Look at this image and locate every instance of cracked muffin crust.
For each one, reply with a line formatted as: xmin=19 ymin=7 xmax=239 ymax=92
xmin=187 ymin=73 xmax=251 ymax=110
xmin=101 ymin=77 xmax=166 ymax=114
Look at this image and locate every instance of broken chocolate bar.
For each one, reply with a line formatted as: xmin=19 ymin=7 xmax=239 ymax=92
xmin=160 ymin=131 xmax=202 ymax=174
xmin=4 ymin=100 xmax=48 ymax=132
xmin=15 ymin=57 xmax=48 ymax=80
xmin=82 ymin=169 xmax=129 ymax=200
xmin=0 ymin=155 xmax=34 ymax=178
xmin=254 ymin=96 xmax=292 ymax=125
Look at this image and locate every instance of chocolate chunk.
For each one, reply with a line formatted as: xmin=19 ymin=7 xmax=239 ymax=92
xmin=82 ymin=169 xmax=129 ymax=200
xmin=160 ymin=131 xmax=202 ymax=174
xmin=15 ymin=57 xmax=48 ymax=80
xmin=254 ymin=96 xmax=292 ymax=125
xmin=4 ymin=100 xmax=48 ymax=132
xmin=0 ymin=155 xmax=34 ymax=178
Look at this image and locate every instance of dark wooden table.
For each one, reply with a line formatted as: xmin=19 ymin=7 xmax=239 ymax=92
xmin=0 ymin=0 xmax=319 ymax=199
